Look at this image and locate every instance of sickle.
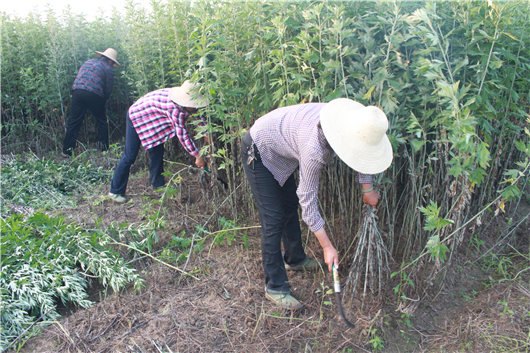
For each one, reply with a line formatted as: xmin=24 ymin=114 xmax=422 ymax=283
xmin=203 ymin=166 xmax=228 ymax=189
xmin=332 ymin=265 xmax=356 ymax=329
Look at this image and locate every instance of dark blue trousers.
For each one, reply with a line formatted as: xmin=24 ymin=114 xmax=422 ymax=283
xmin=110 ymin=112 xmax=165 ymax=195
xmin=241 ymin=131 xmax=306 ymax=294
xmin=63 ymin=89 xmax=108 ymax=155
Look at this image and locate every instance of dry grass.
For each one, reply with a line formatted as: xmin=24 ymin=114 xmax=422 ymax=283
xmin=420 ymin=281 xmax=530 ymax=352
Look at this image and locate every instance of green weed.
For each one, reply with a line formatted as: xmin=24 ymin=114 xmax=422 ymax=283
xmin=314 ymin=282 xmax=333 ymax=321
xmin=160 ymin=231 xmax=193 ymax=264
xmin=368 ymin=328 xmax=385 ymax=351
xmin=398 ymin=313 xmax=413 ymax=329
xmin=419 ymin=201 xmax=452 ymax=262
xmin=498 ymin=300 xmax=515 ymax=317
xmin=214 ymin=216 xmax=237 ymax=246
xmin=470 ymin=234 xmax=485 ymax=252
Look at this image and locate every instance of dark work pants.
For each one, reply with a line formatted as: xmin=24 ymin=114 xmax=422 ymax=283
xmin=110 ymin=112 xmax=165 ymax=195
xmin=241 ymin=131 xmax=306 ymax=294
xmin=63 ymin=89 xmax=108 ymax=155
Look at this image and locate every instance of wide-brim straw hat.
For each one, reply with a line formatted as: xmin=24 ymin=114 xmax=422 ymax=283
xmin=169 ymin=80 xmax=209 ymax=108
xmin=95 ymin=48 xmax=121 ymax=67
xmin=320 ymin=98 xmax=393 ymax=174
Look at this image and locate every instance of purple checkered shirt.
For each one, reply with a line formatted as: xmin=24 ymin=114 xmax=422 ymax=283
xmin=72 ymin=58 xmax=114 ymax=99
xmin=250 ymin=103 xmax=372 ymax=232
xmin=129 ymin=88 xmax=206 ymax=154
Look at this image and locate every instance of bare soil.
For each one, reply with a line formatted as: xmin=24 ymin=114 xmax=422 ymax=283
xmin=12 ymin=150 xmax=530 ymax=353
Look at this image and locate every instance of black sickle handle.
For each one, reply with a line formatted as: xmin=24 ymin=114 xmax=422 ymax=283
xmin=333 ymin=265 xmax=356 ymax=329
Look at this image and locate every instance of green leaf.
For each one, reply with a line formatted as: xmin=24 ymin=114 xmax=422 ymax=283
xmin=477 ymin=142 xmax=491 ymax=169
xmin=409 ymin=138 xmax=425 ymax=153
xmin=425 ymin=234 xmax=449 ymax=262
xmin=419 ymin=201 xmax=454 ymax=231
xmin=363 ymin=86 xmax=376 ymax=100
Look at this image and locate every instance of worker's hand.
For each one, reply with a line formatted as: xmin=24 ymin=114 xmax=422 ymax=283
xmin=195 ymin=155 xmax=206 ymax=168
xmin=361 ymin=184 xmax=379 ymax=206
xmin=323 ymin=245 xmax=339 ymax=273
xmin=363 ymin=189 xmax=379 ymax=206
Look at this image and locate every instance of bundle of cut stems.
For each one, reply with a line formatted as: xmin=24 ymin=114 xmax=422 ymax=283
xmin=345 ymin=204 xmax=390 ymax=305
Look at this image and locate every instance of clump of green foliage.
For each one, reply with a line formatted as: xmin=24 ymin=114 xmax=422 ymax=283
xmin=0 ymin=212 xmax=144 ymax=351
xmin=0 ymin=155 xmax=112 ymax=215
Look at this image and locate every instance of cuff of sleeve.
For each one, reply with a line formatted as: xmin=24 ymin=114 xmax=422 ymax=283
xmin=309 ymin=218 xmax=325 ymax=233
xmin=358 ymin=173 xmax=372 ymax=184
xmin=189 ymin=150 xmax=199 ymax=157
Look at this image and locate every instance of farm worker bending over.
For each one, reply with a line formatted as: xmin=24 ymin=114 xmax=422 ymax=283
xmin=108 ymin=80 xmax=209 ymax=204
xmin=62 ymin=48 xmax=120 ymax=156
xmin=241 ymin=98 xmax=393 ymax=310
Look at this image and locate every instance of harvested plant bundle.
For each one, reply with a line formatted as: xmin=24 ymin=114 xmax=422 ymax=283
xmin=345 ymin=204 xmax=390 ymax=303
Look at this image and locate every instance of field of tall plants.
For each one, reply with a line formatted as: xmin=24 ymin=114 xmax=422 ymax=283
xmin=2 ymin=1 xmax=530 ymax=352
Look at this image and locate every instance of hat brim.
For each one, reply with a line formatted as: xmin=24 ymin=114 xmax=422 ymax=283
xmin=335 ymin=135 xmax=393 ymax=174
xmin=169 ymin=86 xmax=209 ymax=108
xmin=95 ymin=51 xmax=121 ymax=67
xmin=320 ymin=99 xmax=393 ymax=174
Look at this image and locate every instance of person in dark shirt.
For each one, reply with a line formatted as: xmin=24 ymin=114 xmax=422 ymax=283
xmin=62 ymin=48 xmax=120 ymax=157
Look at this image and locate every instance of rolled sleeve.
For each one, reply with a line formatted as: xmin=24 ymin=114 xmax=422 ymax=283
xmin=357 ymin=172 xmax=372 ymax=184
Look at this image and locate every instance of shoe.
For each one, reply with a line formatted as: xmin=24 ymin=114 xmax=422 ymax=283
xmin=265 ymin=292 xmax=303 ymax=310
xmin=109 ymin=193 xmax=126 ymax=204
xmin=285 ymin=258 xmax=321 ymax=271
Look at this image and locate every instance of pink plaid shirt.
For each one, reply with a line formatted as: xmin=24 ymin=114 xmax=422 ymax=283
xmin=129 ymin=88 xmax=206 ymax=155
xmin=250 ymin=103 xmax=372 ymax=232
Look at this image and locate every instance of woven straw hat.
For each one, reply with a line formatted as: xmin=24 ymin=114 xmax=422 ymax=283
xmin=320 ymin=98 xmax=393 ymax=174
xmin=169 ymin=80 xmax=209 ymax=108
xmin=95 ymin=48 xmax=121 ymax=67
